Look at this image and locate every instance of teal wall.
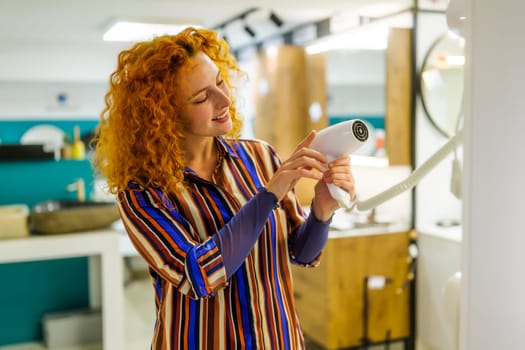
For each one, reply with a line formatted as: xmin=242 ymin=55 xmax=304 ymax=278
xmin=328 ymin=114 xmax=385 ymax=129
xmin=0 ymin=259 xmax=89 ymax=345
xmin=0 ymin=119 xmax=99 ymax=346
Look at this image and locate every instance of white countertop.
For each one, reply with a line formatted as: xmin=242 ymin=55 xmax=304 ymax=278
xmin=325 ymin=207 xmax=412 ymax=239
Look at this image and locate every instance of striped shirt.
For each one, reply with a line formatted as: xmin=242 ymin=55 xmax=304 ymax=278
xmin=118 ymin=137 xmax=324 ymax=349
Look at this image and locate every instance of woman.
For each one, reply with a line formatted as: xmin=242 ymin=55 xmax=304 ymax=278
xmin=93 ymin=27 xmax=355 ymax=349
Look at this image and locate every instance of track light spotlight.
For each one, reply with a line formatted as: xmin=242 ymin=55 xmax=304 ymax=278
xmin=244 ymin=25 xmax=256 ymax=37
xmin=269 ymin=11 xmax=283 ymax=27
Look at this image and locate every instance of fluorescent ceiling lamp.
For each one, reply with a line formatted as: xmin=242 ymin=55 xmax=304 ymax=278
xmin=306 ymin=25 xmax=389 ymax=54
xmin=103 ymin=21 xmax=200 ymax=42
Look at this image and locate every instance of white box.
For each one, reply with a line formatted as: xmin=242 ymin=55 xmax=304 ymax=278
xmin=43 ymin=308 xmax=102 ymax=349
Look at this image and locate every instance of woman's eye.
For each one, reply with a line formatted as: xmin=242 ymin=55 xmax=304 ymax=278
xmin=217 ymin=79 xmax=224 ymax=86
xmin=194 ymin=93 xmax=208 ymax=104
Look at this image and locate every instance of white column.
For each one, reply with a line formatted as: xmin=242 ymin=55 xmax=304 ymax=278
xmin=100 ymin=236 xmax=124 ymax=350
xmin=461 ymin=0 xmax=525 ymax=349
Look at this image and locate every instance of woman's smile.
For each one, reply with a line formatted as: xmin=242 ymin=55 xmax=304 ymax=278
xmin=213 ymin=110 xmax=230 ymax=123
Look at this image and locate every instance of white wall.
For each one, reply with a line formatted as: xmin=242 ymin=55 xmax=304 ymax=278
xmin=415 ymin=1 xmax=525 ymax=349
xmin=0 ymin=81 xmax=107 ymax=119
xmin=0 ymin=42 xmax=125 ymax=120
xmin=0 ymin=41 xmax=126 ymax=120
xmin=461 ymin=0 xmax=525 ymax=349
xmin=0 ymin=42 xmax=126 ymax=83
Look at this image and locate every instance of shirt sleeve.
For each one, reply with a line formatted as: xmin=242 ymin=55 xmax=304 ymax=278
xmin=260 ymin=141 xmax=329 ymax=266
xmin=213 ymin=188 xmax=278 ymax=279
xmin=289 ymin=210 xmax=331 ymax=266
xmin=118 ymin=188 xmax=226 ymax=299
xmin=118 ymin=187 xmax=278 ymax=299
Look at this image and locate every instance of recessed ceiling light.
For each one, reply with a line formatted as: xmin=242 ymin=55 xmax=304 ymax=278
xmin=103 ymin=21 xmax=200 ymax=42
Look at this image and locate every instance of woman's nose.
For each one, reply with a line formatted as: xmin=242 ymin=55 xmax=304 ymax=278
xmin=215 ymin=87 xmax=231 ymax=108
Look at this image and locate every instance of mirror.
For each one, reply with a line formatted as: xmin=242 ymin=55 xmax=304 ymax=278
xmin=326 ymin=49 xmax=386 ymax=157
xmin=420 ymin=33 xmax=465 ymax=137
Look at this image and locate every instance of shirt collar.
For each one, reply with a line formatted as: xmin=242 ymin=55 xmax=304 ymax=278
xmin=215 ymin=136 xmax=239 ymax=160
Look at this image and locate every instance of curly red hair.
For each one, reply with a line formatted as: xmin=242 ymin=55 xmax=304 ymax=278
xmin=92 ymin=27 xmax=244 ymax=195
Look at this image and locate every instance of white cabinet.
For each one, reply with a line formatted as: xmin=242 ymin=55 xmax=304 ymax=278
xmin=416 ymin=228 xmax=461 ymax=350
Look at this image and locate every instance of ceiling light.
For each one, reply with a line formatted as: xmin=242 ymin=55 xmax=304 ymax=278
xmin=243 ymin=25 xmax=256 ymax=38
xmin=103 ymin=21 xmax=200 ymax=42
xmin=306 ymin=25 xmax=389 ymax=54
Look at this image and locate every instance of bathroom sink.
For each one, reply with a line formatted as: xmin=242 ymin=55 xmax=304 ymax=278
xmin=31 ymin=200 xmax=121 ymax=234
xmin=353 ymin=221 xmax=392 ymax=229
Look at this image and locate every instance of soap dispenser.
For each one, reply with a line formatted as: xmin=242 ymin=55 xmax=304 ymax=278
xmin=71 ymin=126 xmax=86 ymax=160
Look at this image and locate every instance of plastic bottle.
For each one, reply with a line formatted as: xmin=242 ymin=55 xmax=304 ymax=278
xmin=71 ymin=126 xmax=86 ymax=160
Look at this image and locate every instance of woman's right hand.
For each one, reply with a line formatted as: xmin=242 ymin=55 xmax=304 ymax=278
xmin=265 ymin=131 xmax=329 ymax=201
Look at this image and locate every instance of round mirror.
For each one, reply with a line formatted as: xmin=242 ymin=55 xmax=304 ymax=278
xmin=420 ymin=33 xmax=465 ymax=137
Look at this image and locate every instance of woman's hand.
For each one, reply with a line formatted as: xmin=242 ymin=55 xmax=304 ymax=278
xmin=311 ymin=155 xmax=356 ymax=222
xmin=266 ymin=131 xmax=328 ymax=201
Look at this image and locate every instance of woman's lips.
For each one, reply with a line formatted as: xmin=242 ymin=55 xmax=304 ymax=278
xmin=213 ymin=111 xmax=229 ymax=123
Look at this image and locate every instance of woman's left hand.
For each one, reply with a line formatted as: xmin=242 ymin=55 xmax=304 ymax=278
xmin=311 ymin=155 xmax=355 ymax=221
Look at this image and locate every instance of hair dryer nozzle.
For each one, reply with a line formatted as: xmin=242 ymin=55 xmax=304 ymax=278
xmin=352 ymin=120 xmax=369 ymax=142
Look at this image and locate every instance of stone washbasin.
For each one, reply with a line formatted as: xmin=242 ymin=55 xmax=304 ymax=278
xmin=31 ymin=200 xmax=121 ymax=234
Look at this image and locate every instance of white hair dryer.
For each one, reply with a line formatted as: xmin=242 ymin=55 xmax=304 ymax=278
xmin=309 ymin=119 xmax=463 ymax=211
xmin=309 ymin=119 xmax=369 ymax=208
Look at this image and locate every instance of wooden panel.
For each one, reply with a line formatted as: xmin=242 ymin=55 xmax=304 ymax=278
xmin=386 ymin=27 xmax=413 ymax=166
xmin=254 ymin=46 xmax=309 ymax=159
xmin=295 ymin=52 xmax=328 ymax=206
xmin=253 ymin=47 xmax=328 ymax=206
xmin=292 ymin=231 xmax=411 ymax=349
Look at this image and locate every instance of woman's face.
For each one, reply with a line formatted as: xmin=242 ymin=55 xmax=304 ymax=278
xmin=177 ymin=51 xmax=232 ymax=140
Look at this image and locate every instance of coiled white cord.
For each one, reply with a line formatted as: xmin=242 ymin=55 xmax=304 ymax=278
xmin=355 ymin=129 xmax=463 ymax=212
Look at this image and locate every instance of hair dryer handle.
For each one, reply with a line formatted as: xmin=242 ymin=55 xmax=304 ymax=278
xmin=327 ymin=183 xmax=356 ymax=209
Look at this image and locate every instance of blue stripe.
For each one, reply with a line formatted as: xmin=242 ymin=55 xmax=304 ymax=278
xmin=135 ymin=191 xmax=194 ymax=252
xmin=187 ymin=299 xmax=198 ymax=348
xmin=235 ymin=269 xmax=254 ymax=348
xmin=208 ymin=188 xmax=233 ymax=223
xmin=235 ymin=143 xmax=265 ymax=190
xmin=186 ymin=239 xmax=219 ymax=297
xmin=268 ymin=211 xmax=292 ymax=349
xmin=155 ymin=275 xmax=162 ymax=301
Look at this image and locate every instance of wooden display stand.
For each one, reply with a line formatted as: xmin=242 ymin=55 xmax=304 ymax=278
xmin=292 ymin=231 xmax=412 ymax=349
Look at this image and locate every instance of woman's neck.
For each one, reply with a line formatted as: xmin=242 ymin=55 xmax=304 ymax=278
xmin=184 ymin=137 xmax=218 ymax=181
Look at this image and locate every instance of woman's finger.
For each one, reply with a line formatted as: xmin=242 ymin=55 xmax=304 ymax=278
xmin=295 ymin=130 xmax=317 ymax=150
